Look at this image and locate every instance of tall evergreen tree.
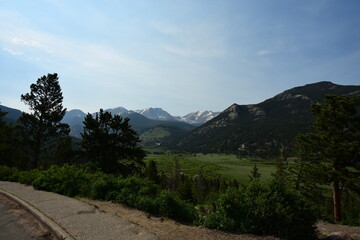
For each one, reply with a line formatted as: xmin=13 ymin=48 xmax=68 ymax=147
xmin=19 ymin=73 xmax=70 ymax=168
xmin=81 ymin=109 xmax=145 ymax=175
xmin=295 ymin=94 xmax=360 ymax=222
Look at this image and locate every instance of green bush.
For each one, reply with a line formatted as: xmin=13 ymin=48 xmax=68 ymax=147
xmin=113 ymin=176 xmax=159 ymax=207
xmin=89 ymin=174 xmax=118 ymax=200
xmin=0 ymin=165 xmax=20 ymax=181
xmin=157 ymin=190 xmax=195 ymax=222
xmin=134 ymin=196 xmax=158 ymax=214
xmin=32 ymin=164 xmax=91 ymax=197
xmin=199 ymin=181 xmax=316 ymax=240
xmin=197 ymin=187 xmax=243 ymax=231
xmin=17 ymin=169 xmax=41 ymax=185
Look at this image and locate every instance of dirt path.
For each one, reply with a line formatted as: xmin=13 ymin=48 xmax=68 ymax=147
xmin=81 ymin=198 xmax=360 ymax=240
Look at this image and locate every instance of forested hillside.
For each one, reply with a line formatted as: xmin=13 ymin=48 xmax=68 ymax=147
xmin=173 ymin=81 xmax=360 ymax=157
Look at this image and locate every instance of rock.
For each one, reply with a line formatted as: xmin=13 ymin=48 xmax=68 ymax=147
xmin=327 ymin=232 xmax=353 ymax=240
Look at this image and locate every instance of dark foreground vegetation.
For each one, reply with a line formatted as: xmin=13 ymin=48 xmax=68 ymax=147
xmin=1 ymin=74 xmax=359 ymax=239
xmin=0 ymin=163 xmax=317 ymax=240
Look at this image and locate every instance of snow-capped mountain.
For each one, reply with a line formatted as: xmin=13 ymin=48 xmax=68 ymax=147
xmin=135 ymin=108 xmax=177 ymax=121
xmin=62 ymin=107 xmax=218 ymax=137
xmin=134 ymin=108 xmax=219 ymax=125
xmin=176 ymin=110 xmax=220 ymax=125
xmin=104 ymin=107 xmax=132 ymax=116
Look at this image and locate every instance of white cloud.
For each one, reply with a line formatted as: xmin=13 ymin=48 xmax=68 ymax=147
xmin=257 ymin=50 xmax=272 ymax=56
xmin=152 ymin=22 xmax=226 ymax=58
xmin=11 ymin=37 xmax=41 ymax=47
xmin=151 ymin=22 xmax=180 ymax=36
xmin=3 ymin=48 xmax=22 ymax=55
xmin=163 ymin=45 xmax=225 ymax=58
xmin=0 ymin=22 xmax=153 ymax=82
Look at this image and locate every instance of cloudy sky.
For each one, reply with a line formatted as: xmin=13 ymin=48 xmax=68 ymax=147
xmin=1 ymin=0 xmax=359 ymax=116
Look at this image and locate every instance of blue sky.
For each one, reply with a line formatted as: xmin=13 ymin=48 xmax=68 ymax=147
xmin=1 ymin=0 xmax=359 ymax=116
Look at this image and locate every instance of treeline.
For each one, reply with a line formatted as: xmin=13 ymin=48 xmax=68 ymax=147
xmin=1 ymin=74 xmax=360 ymax=239
xmin=0 ymin=73 xmax=145 ymax=174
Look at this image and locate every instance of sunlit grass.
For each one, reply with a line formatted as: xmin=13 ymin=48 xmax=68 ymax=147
xmin=144 ymin=151 xmax=279 ymax=184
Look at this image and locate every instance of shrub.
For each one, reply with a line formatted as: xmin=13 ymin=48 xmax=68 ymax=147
xmin=197 ymin=187 xmax=244 ymax=231
xmin=199 ymin=181 xmax=316 ymax=240
xmin=89 ymin=174 xmax=118 ymax=200
xmin=157 ymin=190 xmax=195 ymax=222
xmin=134 ymin=196 xmax=158 ymax=214
xmin=32 ymin=164 xmax=91 ymax=197
xmin=17 ymin=169 xmax=41 ymax=185
xmin=114 ymin=175 xmax=159 ymax=205
xmin=0 ymin=165 xmax=20 ymax=181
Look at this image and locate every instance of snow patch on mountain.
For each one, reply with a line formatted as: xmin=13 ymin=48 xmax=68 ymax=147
xmin=104 ymin=107 xmax=132 ymax=116
xmin=178 ymin=110 xmax=220 ymax=125
xmin=135 ymin=108 xmax=176 ymax=121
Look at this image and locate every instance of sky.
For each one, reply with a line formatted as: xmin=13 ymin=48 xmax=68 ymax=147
xmin=1 ymin=0 xmax=359 ymax=116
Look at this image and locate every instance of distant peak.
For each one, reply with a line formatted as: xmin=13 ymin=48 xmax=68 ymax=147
xmin=226 ymin=104 xmax=239 ymax=111
xmin=304 ymin=81 xmax=336 ymax=87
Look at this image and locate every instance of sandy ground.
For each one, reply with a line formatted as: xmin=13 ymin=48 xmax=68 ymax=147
xmin=317 ymin=222 xmax=360 ymax=240
xmin=81 ymin=198 xmax=360 ymax=240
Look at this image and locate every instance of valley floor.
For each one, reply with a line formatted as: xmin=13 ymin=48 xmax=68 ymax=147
xmin=80 ymin=198 xmax=360 ymax=240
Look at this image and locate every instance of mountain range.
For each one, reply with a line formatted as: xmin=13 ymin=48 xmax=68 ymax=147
xmin=61 ymin=107 xmax=199 ymax=145
xmin=0 ymin=104 xmax=218 ymax=147
xmin=171 ymin=81 xmax=360 ymax=157
xmin=2 ymin=81 xmax=359 ymax=154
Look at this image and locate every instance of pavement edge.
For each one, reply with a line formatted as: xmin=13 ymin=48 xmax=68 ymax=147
xmin=0 ymin=188 xmax=75 ymax=240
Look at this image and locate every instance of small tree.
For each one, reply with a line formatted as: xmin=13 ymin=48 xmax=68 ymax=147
xmin=81 ymin=109 xmax=145 ymax=175
xmin=145 ymin=160 xmax=160 ymax=183
xmin=272 ymin=152 xmax=290 ymax=185
xmin=295 ymin=94 xmax=360 ymax=222
xmin=249 ymin=164 xmax=261 ymax=181
xmin=19 ymin=73 xmax=70 ymax=168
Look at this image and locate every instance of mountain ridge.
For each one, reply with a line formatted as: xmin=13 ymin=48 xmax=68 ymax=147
xmin=3 ymin=81 xmax=359 ymax=152
xmin=171 ymin=81 xmax=360 ymax=157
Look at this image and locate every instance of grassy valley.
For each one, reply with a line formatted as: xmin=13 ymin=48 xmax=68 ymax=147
xmin=145 ymin=152 xmax=277 ymax=183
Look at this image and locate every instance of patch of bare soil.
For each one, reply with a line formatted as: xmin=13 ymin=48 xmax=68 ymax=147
xmin=80 ymin=198 xmax=279 ymax=240
xmin=317 ymin=221 xmax=360 ymax=240
xmin=0 ymin=194 xmax=54 ymax=240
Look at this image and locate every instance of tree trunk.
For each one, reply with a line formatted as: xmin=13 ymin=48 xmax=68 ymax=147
xmin=333 ymin=180 xmax=341 ymax=222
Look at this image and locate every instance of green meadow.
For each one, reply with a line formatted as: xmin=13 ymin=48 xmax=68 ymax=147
xmin=144 ymin=151 xmax=279 ymax=184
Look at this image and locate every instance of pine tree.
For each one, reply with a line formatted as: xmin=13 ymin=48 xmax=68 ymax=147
xmin=272 ymin=152 xmax=289 ymax=185
xmin=145 ymin=160 xmax=159 ymax=183
xmin=19 ymin=73 xmax=70 ymax=168
xmin=249 ymin=164 xmax=261 ymax=181
xmin=81 ymin=109 xmax=145 ymax=175
xmin=295 ymin=94 xmax=360 ymax=222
